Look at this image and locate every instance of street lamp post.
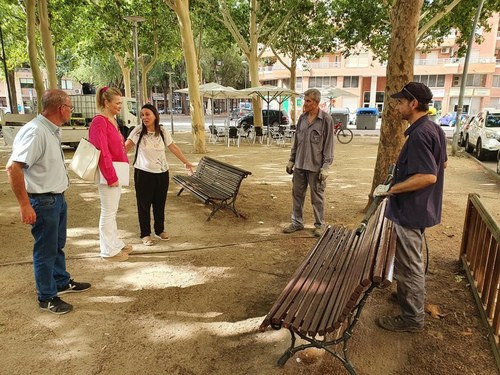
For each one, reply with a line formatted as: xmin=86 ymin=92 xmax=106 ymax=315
xmin=124 ymin=15 xmax=145 ymax=126
xmin=166 ymin=71 xmax=174 ymax=134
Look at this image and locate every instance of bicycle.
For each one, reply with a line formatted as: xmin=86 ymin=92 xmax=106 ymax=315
xmin=334 ymin=121 xmax=354 ymax=144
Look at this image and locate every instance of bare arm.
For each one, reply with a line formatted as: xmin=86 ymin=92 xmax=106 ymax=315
xmin=389 ymin=173 xmax=437 ymax=195
xmin=167 ymin=143 xmax=193 ymax=173
xmin=125 ymin=139 xmax=135 ymax=152
xmin=6 ymin=161 xmax=36 ymax=224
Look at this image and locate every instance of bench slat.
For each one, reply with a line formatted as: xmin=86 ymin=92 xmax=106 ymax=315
xmin=275 ymin=228 xmax=341 ymax=327
xmin=291 ymin=227 xmax=353 ymax=334
xmin=261 ymin=228 xmax=339 ymax=329
xmin=303 ymin=228 xmax=358 ymax=336
xmin=260 ymin=201 xmax=396 ymax=339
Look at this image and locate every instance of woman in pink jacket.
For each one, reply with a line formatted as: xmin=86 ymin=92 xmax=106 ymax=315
xmin=89 ymin=87 xmax=131 ymax=261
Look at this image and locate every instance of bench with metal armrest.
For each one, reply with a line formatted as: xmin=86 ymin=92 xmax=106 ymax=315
xmin=259 ymin=200 xmax=396 ymax=374
xmin=172 ymin=156 xmax=252 ymax=221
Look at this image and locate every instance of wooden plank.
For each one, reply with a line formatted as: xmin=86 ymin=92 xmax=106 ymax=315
xmin=282 ymin=228 xmax=345 ymax=329
xmin=259 ymin=226 xmax=340 ymax=330
xmin=380 ymin=224 xmax=397 ymax=288
xmin=299 ymin=228 xmax=355 ymax=335
xmin=305 ymin=229 xmax=357 ymax=336
xmin=321 ymin=231 xmax=365 ymax=334
xmin=292 ymin=229 xmax=349 ymax=327
xmin=477 ymin=232 xmax=493 ymax=294
xmin=485 ymin=242 xmax=500 ymax=320
xmin=459 ymin=194 xmax=475 ymax=258
xmin=317 ymin=234 xmax=360 ymax=336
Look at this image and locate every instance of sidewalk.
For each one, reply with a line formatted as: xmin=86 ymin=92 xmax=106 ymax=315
xmin=0 ymin=134 xmax=498 ymax=375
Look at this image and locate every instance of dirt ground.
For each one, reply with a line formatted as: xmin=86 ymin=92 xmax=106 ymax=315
xmin=0 ymin=132 xmax=499 ymax=375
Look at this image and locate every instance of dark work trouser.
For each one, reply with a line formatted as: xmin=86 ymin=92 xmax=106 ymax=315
xmin=134 ymin=168 xmax=169 ymax=238
xmin=394 ymin=223 xmax=425 ymax=328
xmin=291 ymin=168 xmax=326 ymax=228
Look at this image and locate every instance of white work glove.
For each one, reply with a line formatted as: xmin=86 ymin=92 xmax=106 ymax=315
xmin=318 ymin=168 xmax=329 ymax=182
xmin=373 ymin=184 xmax=391 ymax=198
xmin=286 ymin=161 xmax=294 ymax=175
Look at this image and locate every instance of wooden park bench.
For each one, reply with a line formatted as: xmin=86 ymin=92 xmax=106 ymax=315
xmin=172 ymin=156 xmax=252 ymax=221
xmin=259 ymin=200 xmax=396 ymax=374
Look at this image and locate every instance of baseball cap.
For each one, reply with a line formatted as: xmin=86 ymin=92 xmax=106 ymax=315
xmin=391 ymin=82 xmax=433 ymax=103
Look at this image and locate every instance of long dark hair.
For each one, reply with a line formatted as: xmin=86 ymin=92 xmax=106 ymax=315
xmin=140 ymin=103 xmax=161 ymax=137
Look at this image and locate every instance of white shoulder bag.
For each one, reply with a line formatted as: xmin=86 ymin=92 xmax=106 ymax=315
xmin=69 ymin=138 xmax=101 ymax=181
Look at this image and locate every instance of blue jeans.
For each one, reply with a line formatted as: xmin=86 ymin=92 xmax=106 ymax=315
xmin=30 ymin=194 xmax=70 ymax=302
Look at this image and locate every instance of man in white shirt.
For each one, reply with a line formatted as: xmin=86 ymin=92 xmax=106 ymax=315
xmin=7 ymin=89 xmax=91 ymax=315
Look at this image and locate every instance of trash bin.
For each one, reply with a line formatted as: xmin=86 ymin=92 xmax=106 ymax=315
xmin=330 ymin=108 xmax=350 ymax=129
xmin=355 ymin=107 xmax=378 ymax=130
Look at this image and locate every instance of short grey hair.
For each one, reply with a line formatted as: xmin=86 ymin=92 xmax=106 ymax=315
xmin=304 ymin=88 xmax=321 ymax=103
xmin=42 ymin=89 xmax=69 ymax=111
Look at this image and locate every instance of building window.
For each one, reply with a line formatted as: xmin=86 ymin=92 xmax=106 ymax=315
xmin=493 ymin=75 xmax=500 ymax=87
xmin=61 ymin=79 xmax=73 ymax=90
xmin=414 ymin=75 xmax=445 ymax=87
xmin=345 ymin=53 xmax=369 ymax=68
xmin=343 ymin=76 xmax=359 ymax=88
xmin=262 ymin=79 xmax=277 ymax=86
xmin=20 ymin=78 xmax=34 ymax=89
xmin=308 ymin=76 xmax=337 ymax=88
xmin=452 ymin=74 xmax=486 ymax=87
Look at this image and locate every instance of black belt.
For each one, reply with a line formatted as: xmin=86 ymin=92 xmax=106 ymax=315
xmin=28 ymin=192 xmax=63 ymax=198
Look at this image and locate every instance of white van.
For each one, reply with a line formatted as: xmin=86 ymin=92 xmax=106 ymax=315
xmin=2 ymin=96 xmax=138 ymax=149
xmin=465 ymin=108 xmax=500 ymax=160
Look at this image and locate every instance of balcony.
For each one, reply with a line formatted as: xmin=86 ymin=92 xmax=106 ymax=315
xmin=414 ymin=57 xmax=496 ymax=66
xmin=308 ymin=62 xmax=341 ymax=69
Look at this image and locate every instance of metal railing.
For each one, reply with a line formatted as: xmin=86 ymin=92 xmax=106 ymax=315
xmin=460 ymin=193 xmax=500 ymax=371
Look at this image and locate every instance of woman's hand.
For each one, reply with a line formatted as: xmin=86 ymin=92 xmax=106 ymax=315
xmin=110 ymin=181 xmax=120 ymax=187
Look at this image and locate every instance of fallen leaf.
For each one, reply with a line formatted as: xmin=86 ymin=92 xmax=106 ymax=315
xmin=455 ymin=275 xmax=465 ymax=283
xmin=461 ymin=328 xmax=473 ymax=336
xmin=425 ymin=304 xmax=444 ymax=319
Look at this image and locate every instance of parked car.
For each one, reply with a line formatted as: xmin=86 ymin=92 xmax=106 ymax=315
xmin=439 ymin=112 xmax=468 ymax=127
xmin=458 ymin=115 xmax=476 ymax=147
xmin=464 ymin=108 xmax=500 ymax=160
xmin=237 ymin=109 xmax=289 ymax=131
xmin=230 ymin=107 xmax=252 ymax=120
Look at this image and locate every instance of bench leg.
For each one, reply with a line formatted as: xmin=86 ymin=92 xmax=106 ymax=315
xmin=276 ymin=285 xmax=378 ymax=374
xmin=277 ymin=328 xmax=357 ymax=374
xmin=176 ymin=188 xmax=185 ymax=196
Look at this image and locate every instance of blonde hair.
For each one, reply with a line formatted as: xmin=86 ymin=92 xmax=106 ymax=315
xmin=95 ymin=86 xmax=122 ymax=110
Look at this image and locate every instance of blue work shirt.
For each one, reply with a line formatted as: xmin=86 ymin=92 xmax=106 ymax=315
xmin=386 ymin=115 xmax=447 ymax=229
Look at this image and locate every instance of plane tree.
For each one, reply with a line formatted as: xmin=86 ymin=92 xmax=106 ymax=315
xmin=329 ymin=0 xmax=500 ymax=206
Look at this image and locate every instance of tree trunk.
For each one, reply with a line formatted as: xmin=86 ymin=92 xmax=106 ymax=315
xmin=26 ymin=0 xmax=44 ymax=113
xmin=38 ymin=0 xmax=57 ymax=89
xmin=170 ymin=0 xmax=205 ymax=153
xmin=248 ymin=0 xmax=262 ymax=128
xmin=140 ymin=31 xmax=159 ymax=105
xmin=115 ymin=53 xmax=132 ymax=98
xmin=8 ymin=70 xmax=19 ymax=114
xmin=367 ymin=0 xmax=423 ymax=209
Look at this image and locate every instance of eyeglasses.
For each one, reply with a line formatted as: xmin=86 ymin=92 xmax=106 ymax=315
xmin=61 ymin=104 xmax=74 ymax=111
xmin=403 ymin=87 xmax=418 ymax=102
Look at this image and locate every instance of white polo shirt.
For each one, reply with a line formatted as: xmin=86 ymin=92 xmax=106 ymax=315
xmin=9 ymin=115 xmax=69 ymax=194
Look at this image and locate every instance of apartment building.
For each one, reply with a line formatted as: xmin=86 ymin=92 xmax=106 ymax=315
xmin=0 ymin=68 xmax=82 ymax=114
xmin=259 ymin=13 xmax=500 ymax=117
